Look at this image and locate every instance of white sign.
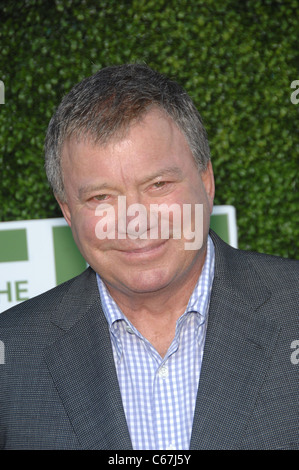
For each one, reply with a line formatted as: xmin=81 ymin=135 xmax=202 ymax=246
xmin=0 ymin=218 xmax=87 ymax=313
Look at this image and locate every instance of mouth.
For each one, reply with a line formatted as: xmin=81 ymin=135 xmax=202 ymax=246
xmin=116 ymin=239 xmax=169 ymax=258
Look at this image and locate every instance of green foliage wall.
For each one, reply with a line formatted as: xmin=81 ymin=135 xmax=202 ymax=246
xmin=1 ymin=0 xmax=298 ymax=258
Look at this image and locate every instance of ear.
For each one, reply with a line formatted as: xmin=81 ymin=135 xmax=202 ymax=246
xmin=201 ymin=160 xmax=215 ymax=213
xmin=56 ymin=196 xmax=72 ymax=227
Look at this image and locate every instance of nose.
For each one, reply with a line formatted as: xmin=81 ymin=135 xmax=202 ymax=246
xmin=116 ymin=193 xmax=150 ymax=239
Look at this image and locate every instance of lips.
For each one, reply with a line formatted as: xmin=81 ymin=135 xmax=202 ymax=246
xmin=116 ymin=239 xmax=168 ymax=255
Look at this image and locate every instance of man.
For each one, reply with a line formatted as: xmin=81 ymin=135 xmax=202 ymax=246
xmin=0 ymin=64 xmax=298 ymax=450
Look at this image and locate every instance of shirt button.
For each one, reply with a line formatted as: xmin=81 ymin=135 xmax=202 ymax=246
xmin=125 ymin=325 xmax=134 ymax=334
xmin=157 ymin=365 xmax=169 ymax=379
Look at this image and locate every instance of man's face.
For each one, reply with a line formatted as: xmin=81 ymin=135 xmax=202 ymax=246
xmin=58 ymin=108 xmax=214 ymax=298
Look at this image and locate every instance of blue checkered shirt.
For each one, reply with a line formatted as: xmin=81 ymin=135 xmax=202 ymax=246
xmin=96 ymin=236 xmax=215 ymax=450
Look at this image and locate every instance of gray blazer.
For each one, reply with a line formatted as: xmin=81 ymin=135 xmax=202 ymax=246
xmin=0 ymin=231 xmax=298 ymax=450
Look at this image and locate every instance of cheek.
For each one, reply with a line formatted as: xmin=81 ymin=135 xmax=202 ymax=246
xmin=71 ymin=212 xmax=99 ymax=251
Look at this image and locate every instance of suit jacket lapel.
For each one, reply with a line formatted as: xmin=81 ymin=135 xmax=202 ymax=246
xmin=190 ymin=232 xmax=281 ymax=449
xmin=43 ymin=268 xmax=132 ymax=450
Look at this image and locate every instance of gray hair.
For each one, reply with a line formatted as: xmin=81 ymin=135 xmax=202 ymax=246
xmin=44 ymin=63 xmax=210 ymax=201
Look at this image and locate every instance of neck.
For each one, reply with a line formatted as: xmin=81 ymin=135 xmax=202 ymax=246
xmin=104 ymin=246 xmax=207 ymax=356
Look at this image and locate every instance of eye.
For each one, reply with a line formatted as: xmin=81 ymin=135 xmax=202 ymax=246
xmin=94 ymin=194 xmax=109 ymax=201
xmin=152 ymin=181 xmax=167 ymax=189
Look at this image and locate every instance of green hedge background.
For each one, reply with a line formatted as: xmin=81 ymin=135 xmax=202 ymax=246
xmin=1 ymin=0 xmax=298 ymax=259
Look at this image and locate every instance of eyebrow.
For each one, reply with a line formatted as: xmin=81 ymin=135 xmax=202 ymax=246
xmin=139 ymin=166 xmax=184 ymax=185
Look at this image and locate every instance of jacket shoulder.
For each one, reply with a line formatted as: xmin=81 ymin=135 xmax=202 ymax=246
xmin=210 ymin=230 xmax=299 ymax=288
xmin=0 ymin=268 xmax=94 ymax=327
xmin=240 ymin=247 xmax=299 ymax=289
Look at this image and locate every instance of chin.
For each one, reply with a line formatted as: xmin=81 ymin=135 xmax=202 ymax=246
xmin=120 ymin=268 xmax=175 ymax=295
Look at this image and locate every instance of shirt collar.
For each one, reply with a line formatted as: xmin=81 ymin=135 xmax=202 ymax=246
xmin=97 ymin=235 xmax=215 ymax=330
xmin=185 ymin=234 xmax=215 ymax=318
